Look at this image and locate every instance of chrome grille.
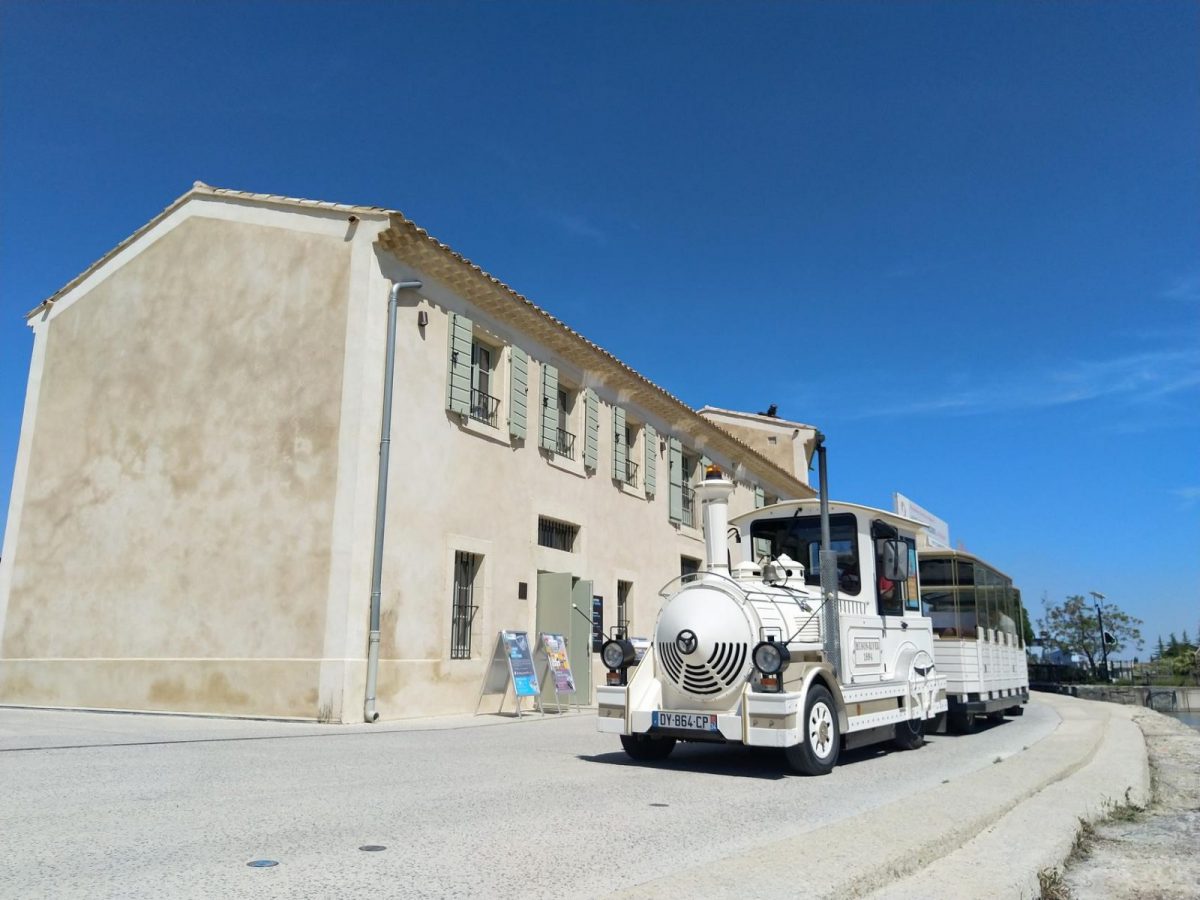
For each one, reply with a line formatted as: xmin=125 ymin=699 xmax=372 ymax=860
xmin=658 ymin=640 xmax=748 ymax=697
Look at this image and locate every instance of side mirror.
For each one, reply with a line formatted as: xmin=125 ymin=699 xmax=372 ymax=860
xmin=880 ymin=539 xmax=909 ymax=581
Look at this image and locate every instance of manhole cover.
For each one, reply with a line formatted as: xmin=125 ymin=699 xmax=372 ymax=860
xmin=246 ymin=860 xmax=279 ymax=868
xmin=359 ymin=845 xmax=387 ymax=852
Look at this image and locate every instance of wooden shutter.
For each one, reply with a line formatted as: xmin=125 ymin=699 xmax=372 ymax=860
xmin=508 ymin=347 xmax=528 ymax=439
xmin=613 ymin=406 xmax=627 ymax=480
xmin=668 ymin=437 xmax=683 ymax=523
xmin=754 ymin=486 xmax=765 ymax=508
xmin=446 ymin=313 xmax=473 ymax=415
xmin=540 ymin=364 xmax=559 ymax=450
xmin=584 ymin=389 xmax=599 ymax=470
xmin=644 ymin=424 xmax=657 ymax=495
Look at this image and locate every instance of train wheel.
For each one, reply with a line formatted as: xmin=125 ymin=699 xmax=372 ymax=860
xmin=620 ymin=734 xmax=676 ymax=762
xmin=785 ymin=685 xmax=840 ymax=776
xmin=893 ymin=716 xmax=925 ymax=751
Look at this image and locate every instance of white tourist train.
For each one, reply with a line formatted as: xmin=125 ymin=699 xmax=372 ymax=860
xmin=597 ymin=448 xmax=952 ymax=775
xmin=918 ymin=549 xmax=1030 ymax=731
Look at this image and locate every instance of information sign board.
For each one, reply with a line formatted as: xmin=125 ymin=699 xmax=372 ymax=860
xmin=539 ymin=633 xmax=576 ymax=694
xmin=502 ymin=631 xmax=539 ymax=697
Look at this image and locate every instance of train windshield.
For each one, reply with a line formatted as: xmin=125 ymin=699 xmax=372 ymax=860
xmin=748 ymin=513 xmax=861 ymax=595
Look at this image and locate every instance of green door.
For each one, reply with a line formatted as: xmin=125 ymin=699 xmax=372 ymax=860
xmin=536 ymin=572 xmax=593 ymax=704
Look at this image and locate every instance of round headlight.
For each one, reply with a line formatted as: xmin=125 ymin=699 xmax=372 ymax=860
xmin=602 ymin=639 xmax=629 ymax=670
xmin=752 ymin=640 xmax=790 ymax=675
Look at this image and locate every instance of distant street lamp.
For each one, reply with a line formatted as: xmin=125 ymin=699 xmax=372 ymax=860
xmin=1089 ymin=591 xmax=1110 ymax=681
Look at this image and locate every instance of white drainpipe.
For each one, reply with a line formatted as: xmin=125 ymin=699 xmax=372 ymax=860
xmin=364 ymin=279 xmax=423 ymax=723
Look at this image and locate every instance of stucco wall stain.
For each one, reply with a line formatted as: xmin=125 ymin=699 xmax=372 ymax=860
xmin=148 ymin=677 xmax=188 ymax=705
xmin=380 ymin=605 xmax=399 ymax=658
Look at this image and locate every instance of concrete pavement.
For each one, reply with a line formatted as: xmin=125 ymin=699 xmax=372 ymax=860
xmin=0 ymin=694 xmax=1142 ymax=898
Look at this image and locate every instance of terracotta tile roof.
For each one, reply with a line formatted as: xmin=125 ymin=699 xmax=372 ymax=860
xmin=29 ymin=182 xmax=816 ymax=500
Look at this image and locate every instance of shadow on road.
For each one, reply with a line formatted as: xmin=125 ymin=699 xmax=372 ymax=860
xmin=580 ymin=715 xmax=1016 ymax=778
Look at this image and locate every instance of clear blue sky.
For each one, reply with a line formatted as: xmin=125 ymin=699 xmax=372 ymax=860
xmin=2 ymin=2 xmax=1197 ymax=650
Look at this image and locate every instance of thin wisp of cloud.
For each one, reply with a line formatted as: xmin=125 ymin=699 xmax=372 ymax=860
xmin=848 ymin=348 xmax=1200 ymax=420
xmin=1163 ymin=273 xmax=1200 ymax=303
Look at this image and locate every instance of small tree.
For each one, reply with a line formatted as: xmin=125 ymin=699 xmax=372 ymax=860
xmin=1039 ymin=594 xmax=1143 ymax=678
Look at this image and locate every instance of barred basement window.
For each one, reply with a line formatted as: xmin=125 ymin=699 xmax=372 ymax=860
xmin=451 ymin=551 xmax=481 ymax=660
xmin=537 ymin=516 xmax=578 ymax=552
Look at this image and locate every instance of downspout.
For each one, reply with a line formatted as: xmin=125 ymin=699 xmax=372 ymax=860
xmin=816 ymin=432 xmax=842 ymax=678
xmin=364 ymin=279 xmax=423 ymax=723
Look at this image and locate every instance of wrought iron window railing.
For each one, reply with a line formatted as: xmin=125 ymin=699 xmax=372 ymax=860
xmin=623 ymin=458 xmax=639 ymax=487
xmin=681 ymin=484 xmax=696 ymax=528
xmin=554 ymin=427 xmax=576 ymax=460
xmin=469 ymin=389 xmax=499 ymax=427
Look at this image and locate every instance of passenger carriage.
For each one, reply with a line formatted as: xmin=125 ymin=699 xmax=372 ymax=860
xmin=917 ymin=550 xmax=1030 ymax=730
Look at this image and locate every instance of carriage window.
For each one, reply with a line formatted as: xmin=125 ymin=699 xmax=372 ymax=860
xmin=921 ymin=589 xmax=959 ymax=637
xmin=748 ymin=513 xmax=860 ymax=595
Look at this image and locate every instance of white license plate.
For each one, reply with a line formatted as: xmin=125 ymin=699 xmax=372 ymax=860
xmin=652 ymin=711 xmax=718 ymax=732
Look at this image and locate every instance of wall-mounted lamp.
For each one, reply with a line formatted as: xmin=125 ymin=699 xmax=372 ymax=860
xmin=417 ymin=310 xmax=429 ymax=328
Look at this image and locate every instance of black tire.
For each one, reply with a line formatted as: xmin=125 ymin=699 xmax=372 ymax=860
xmin=950 ymin=710 xmax=977 ymax=734
xmin=893 ymin=716 xmax=925 ymax=751
xmin=785 ymin=684 xmax=840 ymax=775
xmin=620 ymin=733 xmax=676 ymax=762
xmin=1006 ymin=705 xmax=1025 ymax=717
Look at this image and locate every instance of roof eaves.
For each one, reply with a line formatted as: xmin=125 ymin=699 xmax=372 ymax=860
xmin=377 ymin=214 xmax=815 ymax=499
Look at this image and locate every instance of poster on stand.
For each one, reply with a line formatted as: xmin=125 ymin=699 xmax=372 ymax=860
xmin=501 ymin=631 xmax=540 ymax=697
xmin=539 ymin=633 xmax=576 ymax=694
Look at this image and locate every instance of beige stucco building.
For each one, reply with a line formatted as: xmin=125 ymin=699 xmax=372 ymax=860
xmin=0 ymin=184 xmax=816 ymax=723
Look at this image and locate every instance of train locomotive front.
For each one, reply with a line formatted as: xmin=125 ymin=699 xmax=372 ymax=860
xmin=597 ymin=465 xmax=946 ymax=775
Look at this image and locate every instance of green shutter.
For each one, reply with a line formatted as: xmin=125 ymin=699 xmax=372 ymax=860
xmin=644 ymin=424 xmax=657 ymax=495
xmin=584 ymin=389 xmax=599 ymax=471
xmin=613 ymin=406 xmax=627 ymax=481
xmin=540 ymin=364 xmax=559 ymax=450
xmin=754 ymin=486 xmax=765 ymax=508
xmin=668 ymin=437 xmax=683 ymax=523
xmin=446 ymin=313 xmax=473 ymax=415
xmin=508 ymin=347 xmax=528 ymax=439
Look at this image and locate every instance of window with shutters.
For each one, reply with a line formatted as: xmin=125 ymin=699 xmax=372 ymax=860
xmin=447 ymin=312 xmax=526 ymax=442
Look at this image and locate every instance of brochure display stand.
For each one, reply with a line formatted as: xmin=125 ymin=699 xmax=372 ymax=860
xmin=476 ymin=631 xmax=542 ymax=717
xmin=535 ymin=632 xmax=580 ymax=714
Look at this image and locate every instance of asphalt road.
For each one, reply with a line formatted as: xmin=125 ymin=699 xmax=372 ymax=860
xmin=0 ymin=702 xmax=1058 ymax=898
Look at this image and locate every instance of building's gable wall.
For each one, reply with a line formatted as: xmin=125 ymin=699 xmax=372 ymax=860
xmin=0 ymin=213 xmax=357 ymax=717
